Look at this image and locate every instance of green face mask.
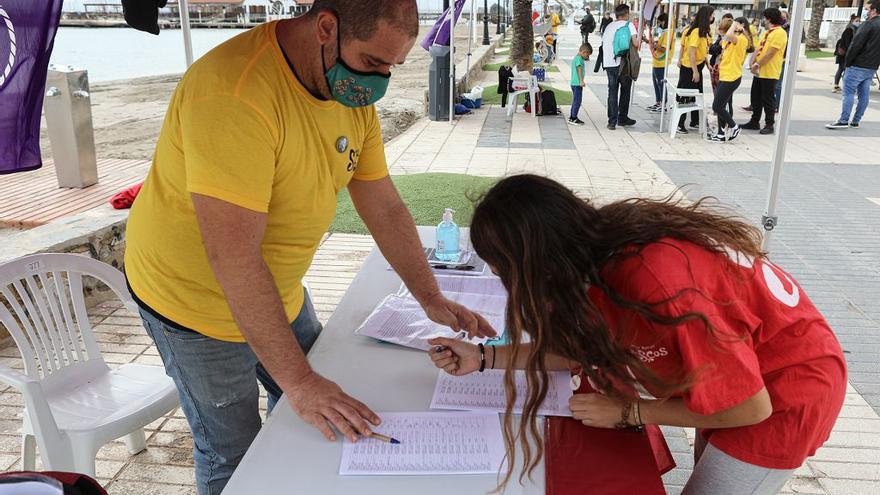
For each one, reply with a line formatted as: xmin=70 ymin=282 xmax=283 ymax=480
xmin=322 ymin=18 xmax=390 ymax=107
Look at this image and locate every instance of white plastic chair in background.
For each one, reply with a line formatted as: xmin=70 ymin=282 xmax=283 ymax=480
xmin=0 ymin=253 xmax=178 ymax=477
xmin=665 ymin=81 xmax=707 ymax=139
xmin=507 ymin=67 xmax=539 ymax=119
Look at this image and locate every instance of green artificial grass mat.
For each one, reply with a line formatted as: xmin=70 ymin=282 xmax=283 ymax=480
xmin=483 ymin=61 xmax=559 ymax=72
xmin=805 ymin=50 xmax=835 ymax=59
xmin=330 ymin=173 xmax=499 ymax=234
xmin=478 ymin=84 xmax=574 ymax=105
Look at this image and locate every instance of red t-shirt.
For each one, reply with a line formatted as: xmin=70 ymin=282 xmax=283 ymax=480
xmin=588 ymin=238 xmax=846 ymax=469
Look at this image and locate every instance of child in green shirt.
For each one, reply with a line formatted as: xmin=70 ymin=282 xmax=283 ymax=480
xmin=569 ymin=43 xmax=593 ymax=125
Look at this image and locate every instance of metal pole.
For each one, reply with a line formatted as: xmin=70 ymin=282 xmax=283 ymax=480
xmin=660 ymin=0 xmax=674 ymax=132
xmin=180 ymin=0 xmax=194 ymax=67
xmin=761 ymin=0 xmax=806 ymax=251
xmin=483 ymin=0 xmax=491 ymax=44
xmin=449 ymin=1 xmax=456 ymax=124
xmin=467 ymin=0 xmax=475 ymax=88
xmin=496 ymin=1 xmax=502 ymax=33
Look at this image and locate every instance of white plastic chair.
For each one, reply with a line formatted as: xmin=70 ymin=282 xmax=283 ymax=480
xmin=507 ymin=67 xmax=539 ymax=119
xmin=665 ymin=80 xmax=706 ymax=139
xmin=0 ymin=253 xmax=178 ymax=477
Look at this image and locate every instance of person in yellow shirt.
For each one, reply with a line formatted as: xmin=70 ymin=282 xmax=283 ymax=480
xmin=711 ymin=18 xmax=755 ymax=142
xmin=742 ymin=7 xmax=788 ymax=135
xmin=124 ymin=1 xmax=495 ymax=493
xmin=551 ymin=11 xmax=561 ymax=34
xmin=675 ymin=5 xmax=714 ymax=134
xmin=647 ymin=13 xmax=675 ymax=113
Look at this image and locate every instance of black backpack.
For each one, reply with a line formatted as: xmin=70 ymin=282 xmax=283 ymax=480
xmin=537 ymin=89 xmax=559 ymax=116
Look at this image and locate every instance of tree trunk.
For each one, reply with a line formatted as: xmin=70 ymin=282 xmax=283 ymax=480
xmin=806 ymin=0 xmax=826 ymax=51
xmin=511 ymin=0 xmax=534 ymax=71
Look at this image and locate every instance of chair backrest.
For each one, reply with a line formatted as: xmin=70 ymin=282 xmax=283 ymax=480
xmin=665 ymin=80 xmax=701 ymax=98
xmin=0 ymin=254 xmax=135 ymax=384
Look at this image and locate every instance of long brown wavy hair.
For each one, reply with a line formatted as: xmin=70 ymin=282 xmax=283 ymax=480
xmin=469 ymin=175 xmax=764 ymax=490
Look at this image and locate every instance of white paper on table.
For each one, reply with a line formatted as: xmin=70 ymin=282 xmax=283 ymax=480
xmin=430 ymin=369 xmax=574 ymax=417
xmin=339 ymin=411 xmax=506 ymax=476
xmin=354 ymin=292 xmax=506 ymax=351
xmin=434 ymin=275 xmax=507 ymax=297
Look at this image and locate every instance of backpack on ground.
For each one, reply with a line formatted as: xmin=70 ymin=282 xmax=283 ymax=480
xmin=613 ymin=24 xmax=632 ymax=57
xmin=537 ymin=89 xmax=559 ymax=116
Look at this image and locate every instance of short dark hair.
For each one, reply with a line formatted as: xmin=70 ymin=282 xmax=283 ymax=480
xmin=579 ymin=42 xmax=593 ymax=54
xmin=763 ymin=7 xmax=784 ymax=25
xmin=311 ymin=0 xmax=419 ymax=41
xmin=722 ymin=13 xmax=734 ymax=20
xmin=851 ymin=14 xmax=861 ymax=20
xmin=870 ymin=0 xmax=879 ymax=12
xmin=614 ymin=4 xmax=630 ymax=18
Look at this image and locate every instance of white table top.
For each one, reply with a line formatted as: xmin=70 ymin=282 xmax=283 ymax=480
xmin=224 ymin=227 xmax=544 ymax=494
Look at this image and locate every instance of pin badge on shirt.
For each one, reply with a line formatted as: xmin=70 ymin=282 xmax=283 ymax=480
xmin=570 ymin=374 xmax=581 ymax=391
xmin=336 ymin=136 xmax=349 ymax=153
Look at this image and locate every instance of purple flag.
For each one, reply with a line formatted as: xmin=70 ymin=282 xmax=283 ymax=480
xmin=420 ymin=0 xmax=467 ymax=51
xmin=0 ymin=0 xmax=63 ymax=175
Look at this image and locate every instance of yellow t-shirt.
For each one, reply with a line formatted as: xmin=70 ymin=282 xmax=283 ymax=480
xmin=757 ymin=27 xmax=788 ymax=79
xmin=551 ymin=13 xmax=561 ymax=33
xmin=719 ymin=33 xmax=749 ymax=82
xmin=680 ymin=28 xmax=709 ymax=68
xmin=653 ymin=29 xmax=676 ymax=68
xmin=125 ymin=21 xmax=388 ymax=342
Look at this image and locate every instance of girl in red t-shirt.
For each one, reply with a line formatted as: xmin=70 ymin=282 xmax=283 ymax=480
xmin=428 ymin=175 xmax=846 ymax=494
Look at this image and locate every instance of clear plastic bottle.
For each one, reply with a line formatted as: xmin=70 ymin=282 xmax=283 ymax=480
xmin=435 ymin=208 xmax=461 ymax=262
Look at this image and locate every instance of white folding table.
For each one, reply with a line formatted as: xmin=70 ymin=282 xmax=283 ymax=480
xmin=223 ymin=227 xmax=544 ymax=494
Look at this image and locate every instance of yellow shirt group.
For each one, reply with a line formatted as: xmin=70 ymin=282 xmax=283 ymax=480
xmin=681 ymin=28 xmax=710 ymax=69
xmin=757 ymin=27 xmax=788 ymax=79
xmin=652 ymin=29 xmax=677 ymax=69
xmin=125 ymin=21 xmax=388 ymax=342
xmin=719 ymin=33 xmax=749 ymax=82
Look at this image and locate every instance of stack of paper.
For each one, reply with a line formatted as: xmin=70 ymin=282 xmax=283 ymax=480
xmin=430 ymin=369 xmax=574 ymax=417
xmin=339 ymin=411 xmax=506 ymax=476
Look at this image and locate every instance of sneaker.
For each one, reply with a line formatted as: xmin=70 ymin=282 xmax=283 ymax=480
xmin=572 ymin=118 xmax=585 ymax=125
xmin=710 ymin=133 xmax=727 ymax=142
xmin=688 ymin=122 xmax=700 ymax=129
xmin=742 ymin=105 xmax=753 ymax=112
xmin=676 ymin=125 xmax=689 ymax=134
xmin=740 ymin=121 xmax=761 ymax=130
xmin=832 ymin=86 xmax=842 ymax=93
xmin=646 ymin=103 xmax=660 ymax=111
xmin=850 ymin=122 xmax=860 ymax=128
xmin=728 ymin=125 xmax=741 ymax=142
xmin=607 ymin=123 xmax=617 ymax=130
xmin=760 ymin=126 xmax=775 ymax=135
xmin=825 ymin=121 xmax=850 ymax=130
xmin=567 ymin=118 xmax=576 ymax=125
xmin=620 ymin=118 xmax=637 ymax=126
xmin=648 ymin=106 xmax=662 ymax=113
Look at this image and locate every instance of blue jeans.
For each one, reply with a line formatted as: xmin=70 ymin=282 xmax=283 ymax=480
xmin=652 ymin=66 xmax=666 ymax=103
xmin=138 ymin=288 xmax=322 ymax=495
xmin=775 ymin=62 xmax=785 ymax=110
xmin=839 ymin=66 xmax=875 ymax=124
xmin=570 ymin=85 xmax=584 ymax=119
xmin=606 ymin=66 xmax=632 ymax=125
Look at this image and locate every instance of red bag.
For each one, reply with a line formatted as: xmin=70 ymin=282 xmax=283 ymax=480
xmin=109 ymin=182 xmax=143 ymax=209
xmin=544 ymin=372 xmax=676 ymax=495
xmin=0 ymin=471 xmax=107 ymax=494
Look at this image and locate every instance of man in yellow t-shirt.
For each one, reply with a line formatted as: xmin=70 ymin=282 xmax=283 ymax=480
xmin=648 ymin=13 xmax=676 ymax=112
xmin=125 ymin=1 xmax=494 ymax=492
xmin=742 ymin=7 xmax=788 ymax=135
xmin=551 ymin=11 xmax=561 ymax=34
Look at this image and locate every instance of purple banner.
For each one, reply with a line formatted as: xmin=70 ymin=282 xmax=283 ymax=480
xmin=420 ymin=0 xmax=466 ymax=51
xmin=0 ymin=0 xmax=63 ymax=175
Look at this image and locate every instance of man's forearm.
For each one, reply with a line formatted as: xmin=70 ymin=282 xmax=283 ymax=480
xmin=216 ymin=255 xmax=312 ymax=392
xmin=755 ymin=47 xmax=777 ymax=68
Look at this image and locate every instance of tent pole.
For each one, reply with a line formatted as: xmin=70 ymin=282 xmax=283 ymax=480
xmin=467 ymin=0 xmax=475 ymax=89
xmin=659 ymin=0 xmax=674 ymax=132
xmin=180 ymin=0 xmax=194 ymax=67
xmin=761 ymin=0 xmax=806 ymax=251
xmin=449 ymin=2 xmax=456 ymax=124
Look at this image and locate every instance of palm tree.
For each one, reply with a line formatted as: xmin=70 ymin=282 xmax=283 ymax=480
xmin=511 ymin=0 xmax=535 ymax=71
xmin=806 ymin=0 xmax=827 ymax=51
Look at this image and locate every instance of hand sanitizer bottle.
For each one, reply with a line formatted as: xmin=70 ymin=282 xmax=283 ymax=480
xmin=435 ymin=208 xmax=460 ymax=262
